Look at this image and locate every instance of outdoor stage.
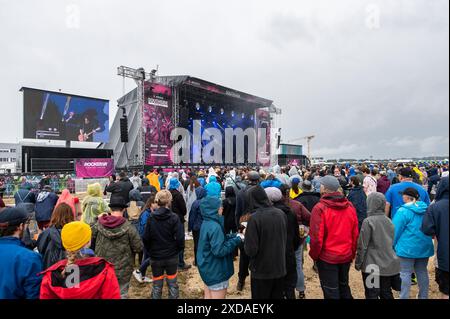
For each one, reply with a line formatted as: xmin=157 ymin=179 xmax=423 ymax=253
xmin=106 ymin=74 xmax=281 ymax=170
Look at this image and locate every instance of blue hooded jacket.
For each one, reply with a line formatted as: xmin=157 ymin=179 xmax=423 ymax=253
xmin=422 ymin=177 xmax=449 ymax=271
xmin=188 ymin=187 xmax=207 ymax=232
xmin=205 ymin=176 xmax=222 ymax=198
xmin=0 ymin=237 xmax=43 ymax=299
xmin=260 ymin=178 xmax=283 ymax=189
xmin=393 ymin=201 xmax=434 ymax=259
xmin=197 ymin=196 xmax=241 ymax=286
xmin=168 ymin=178 xmax=181 ymax=191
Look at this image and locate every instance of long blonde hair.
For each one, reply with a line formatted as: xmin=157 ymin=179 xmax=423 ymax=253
xmin=62 ymin=250 xmax=79 ymax=277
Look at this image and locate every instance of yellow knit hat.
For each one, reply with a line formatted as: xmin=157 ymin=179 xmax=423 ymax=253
xmin=61 ymin=221 xmax=92 ymax=252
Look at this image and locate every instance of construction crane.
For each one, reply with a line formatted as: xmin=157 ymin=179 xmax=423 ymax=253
xmin=285 ymin=135 xmax=316 ymax=161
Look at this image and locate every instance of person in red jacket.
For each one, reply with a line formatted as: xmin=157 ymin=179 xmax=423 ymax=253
xmin=309 ymin=176 xmax=359 ymax=299
xmin=40 ymin=221 xmax=120 ymax=299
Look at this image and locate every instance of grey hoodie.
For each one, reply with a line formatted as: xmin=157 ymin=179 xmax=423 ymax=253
xmin=355 ymin=192 xmax=400 ymax=276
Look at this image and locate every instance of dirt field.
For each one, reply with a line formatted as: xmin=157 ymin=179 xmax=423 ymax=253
xmin=129 ymin=239 xmax=443 ymax=299
xmin=2 ymin=196 xmax=441 ymax=299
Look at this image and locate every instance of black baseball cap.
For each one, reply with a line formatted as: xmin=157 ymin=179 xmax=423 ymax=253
xmin=399 ymin=167 xmax=413 ymax=178
xmin=402 ymin=187 xmax=420 ymax=200
xmin=0 ymin=207 xmax=29 ymax=227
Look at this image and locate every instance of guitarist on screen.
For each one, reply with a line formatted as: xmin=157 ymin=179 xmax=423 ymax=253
xmin=78 ymin=114 xmax=101 ymax=142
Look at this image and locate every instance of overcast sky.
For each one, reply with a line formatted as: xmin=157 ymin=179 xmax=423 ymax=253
xmin=0 ymin=0 xmax=448 ymax=159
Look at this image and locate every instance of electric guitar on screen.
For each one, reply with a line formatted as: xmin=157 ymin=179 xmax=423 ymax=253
xmin=78 ymin=128 xmax=99 ymax=142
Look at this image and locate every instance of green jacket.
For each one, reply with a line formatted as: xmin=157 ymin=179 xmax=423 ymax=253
xmin=91 ymin=215 xmax=143 ymax=287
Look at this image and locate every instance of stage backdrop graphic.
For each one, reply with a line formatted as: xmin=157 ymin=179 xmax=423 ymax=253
xmin=22 ymin=88 xmax=109 ymax=143
xmin=75 ymin=158 xmax=114 ymax=178
xmin=256 ymin=109 xmax=271 ymax=166
xmin=143 ymin=82 xmax=174 ymax=166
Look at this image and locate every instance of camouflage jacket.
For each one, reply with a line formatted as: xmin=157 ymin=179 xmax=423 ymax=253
xmin=91 ymin=216 xmax=143 ymax=287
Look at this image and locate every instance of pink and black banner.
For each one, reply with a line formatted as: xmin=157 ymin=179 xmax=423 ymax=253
xmin=143 ymin=82 xmax=174 ymax=166
xmin=75 ymin=158 xmax=114 ymax=178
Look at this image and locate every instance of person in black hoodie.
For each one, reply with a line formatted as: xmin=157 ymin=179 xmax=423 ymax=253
xmin=168 ymin=178 xmax=190 ymax=270
xmin=223 ymin=186 xmax=238 ymax=235
xmin=105 ymin=172 xmax=134 ymax=204
xmin=422 ymin=176 xmax=449 ymax=298
xmin=143 ymin=190 xmax=184 ymax=299
xmin=266 ymin=186 xmax=300 ymax=299
xmin=235 ymin=171 xmax=260 ymax=291
xmin=347 ymin=176 xmax=367 ymax=231
xmin=297 ymin=180 xmax=321 ymax=212
xmin=37 ymin=203 xmax=75 ymax=269
xmin=244 ymin=185 xmax=288 ymax=299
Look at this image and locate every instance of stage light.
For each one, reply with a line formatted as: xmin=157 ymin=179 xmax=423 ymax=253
xmin=241 ymin=113 xmax=245 ymax=119
xmin=196 ymin=102 xmax=201 ymax=111
xmin=220 ymin=108 xmax=224 ymax=115
xmin=231 ymin=111 xmax=235 ymax=117
xmin=208 ymin=106 xmax=213 ymax=113
xmin=250 ymin=114 xmax=254 ymax=121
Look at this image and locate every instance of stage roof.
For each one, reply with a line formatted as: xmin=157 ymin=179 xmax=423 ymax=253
xmin=155 ymin=76 xmax=273 ymax=108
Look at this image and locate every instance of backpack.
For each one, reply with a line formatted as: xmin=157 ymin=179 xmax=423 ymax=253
xmin=127 ymin=201 xmax=142 ymax=221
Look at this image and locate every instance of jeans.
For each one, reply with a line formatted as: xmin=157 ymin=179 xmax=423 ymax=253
xmin=295 ymin=244 xmax=305 ymax=292
xmin=139 ymin=248 xmax=151 ymax=277
xmin=151 ymin=257 xmax=179 ymax=299
xmin=400 ymin=257 xmax=429 ymax=299
xmin=251 ymin=276 xmax=285 ymax=299
xmin=317 ymin=260 xmax=353 ymax=299
xmin=362 ymin=273 xmax=395 ymax=299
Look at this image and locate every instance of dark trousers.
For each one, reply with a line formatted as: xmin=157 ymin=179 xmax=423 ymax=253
xmin=178 ymin=222 xmax=186 ymax=268
xmin=193 ymin=230 xmax=200 ymax=266
xmin=362 ymin=273 xmax=395 ymax=299
xmin=238 ymin=244 xmax=250 ymax=281
xmin=251 ymin=276 xmax=285 ymax=299
xmin=151 ymin=257 xmax=179 ymax=299
xmin=317 ymin=260 xmax=353 ymax=299
xmin=284 ymin=265 xmax=298 ymax=299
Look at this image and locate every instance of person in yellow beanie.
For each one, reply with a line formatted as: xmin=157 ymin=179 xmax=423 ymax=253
xmin=39 ymin=221 xmax=121 ymax=299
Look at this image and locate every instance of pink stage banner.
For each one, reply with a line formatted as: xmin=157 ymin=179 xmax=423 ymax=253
xmin=75 ymin=158 xmax=114 ymax=178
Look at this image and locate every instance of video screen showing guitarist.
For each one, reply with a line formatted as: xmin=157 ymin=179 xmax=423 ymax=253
xmin=78 ymin=111 xmax=101 ymax=142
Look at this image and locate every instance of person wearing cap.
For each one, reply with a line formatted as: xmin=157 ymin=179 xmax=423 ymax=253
xmin=0 ymin=207 xmax=43 ymax=299
xmin=40 ymin=221 xmax=121 ymax=299
xmin=91 ymin=198 xmax=143 ymax=299
xmin=234 ymin=170 xmax=260 ymax=291
xmin=422 ymin=176 xmax=449 ymax=299
xmin=34 ymin=185 xmax=59 ymax=230
xmin=244 ymin=186 xmax=288 ymax=299
xmin=289 ymin=177 xmax=303 ymax=200
xmin=385 ymin=167 xmax=430 ymax=219
xmin=393 ymin=187 xmax=434 ymax=299
xmin=297 ymin=180 xmax=321 ymax=212
xmin=143 ymin=190 xmax=184 ymax=299
xmin=309 ymin=175 xmax=359 ymax=299
xmin=266 ymin=187 xmax=301 ymax=299
xmin=197 ymin=195 xmax=242 ymax=299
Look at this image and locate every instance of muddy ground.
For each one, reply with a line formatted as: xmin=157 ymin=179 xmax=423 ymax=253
xmin=129 ymin=239 xmax=442 ymax=299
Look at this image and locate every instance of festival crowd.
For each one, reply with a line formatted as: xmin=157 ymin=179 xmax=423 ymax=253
xmin=0 ymin=162 xmax=448 ymax=300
